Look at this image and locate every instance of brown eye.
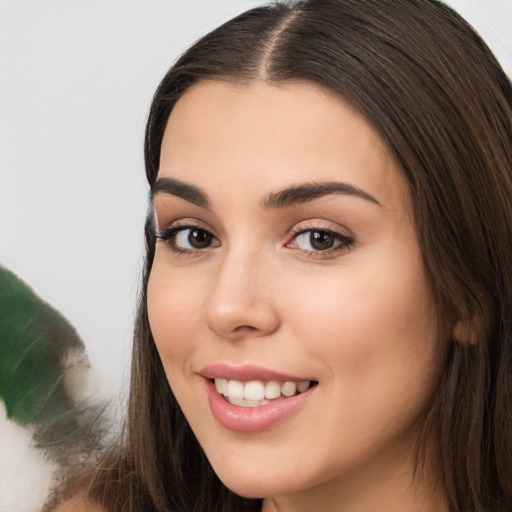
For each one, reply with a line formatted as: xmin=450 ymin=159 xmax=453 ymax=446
xmin=156 ymin=225 xmax=220 ymax=253
xmin=187 ymin=228 xmax=214 ymax=249
xmin=289 ymin=228 xmax=354 ymax=254
xmin=309 ymin=231 xmax=335 ymax=250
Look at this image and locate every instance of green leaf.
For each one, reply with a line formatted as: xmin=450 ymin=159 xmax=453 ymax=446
xmin=0 ymin=265 xmax=85 ymax=426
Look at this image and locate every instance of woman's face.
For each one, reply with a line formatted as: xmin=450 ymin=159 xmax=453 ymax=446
xmin=148 ymin=81 xmax=444 ymax=508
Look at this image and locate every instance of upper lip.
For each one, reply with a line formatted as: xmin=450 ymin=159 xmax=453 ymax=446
xmin=200 ymin=363 xmax=315 ymax=383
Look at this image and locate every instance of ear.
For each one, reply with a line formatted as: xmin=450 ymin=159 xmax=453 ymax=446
xmin=452 ymin=319 xmax=480 ymax=345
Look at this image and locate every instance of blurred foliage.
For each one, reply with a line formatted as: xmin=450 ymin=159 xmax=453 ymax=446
xmin=0 ymin=265 xmax=83 ymax=425
xmin=0 ymin=265 xmax=105 ymax=466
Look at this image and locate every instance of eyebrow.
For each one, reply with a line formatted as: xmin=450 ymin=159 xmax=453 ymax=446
xmin=151 ymin=177 xmax=381 ymax=211
xmin=152 ymin=177 xmax=210 ymax=209
xmin=260 ymin=181 xmax=381 ymax=210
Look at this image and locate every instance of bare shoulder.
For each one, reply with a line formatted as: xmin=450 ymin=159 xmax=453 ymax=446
xmin=51 ymin=493 xmax=107 ymax=512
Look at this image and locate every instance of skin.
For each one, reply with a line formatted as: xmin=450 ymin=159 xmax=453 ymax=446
xmin=148 ymin=80 xmax=449 ymax=512
xmin=52 ymin=494 xmax=105 ymax=512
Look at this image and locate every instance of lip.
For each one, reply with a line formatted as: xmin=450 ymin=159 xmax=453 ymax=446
xmin=201 ymin=364 xmax=317 ymax=434
xmin=200 ymin=363 xmax=314 ymax=383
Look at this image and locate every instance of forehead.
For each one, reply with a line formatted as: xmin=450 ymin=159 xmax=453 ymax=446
xmin=159 ymin=80 xmax=409 ymax=213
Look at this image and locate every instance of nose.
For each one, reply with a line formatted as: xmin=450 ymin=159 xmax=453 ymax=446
xmin=203 ymin=247 xmax=280 ymax=340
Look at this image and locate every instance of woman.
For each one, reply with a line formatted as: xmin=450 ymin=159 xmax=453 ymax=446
xmin=53 ymin=0 xmax=512 ymax=511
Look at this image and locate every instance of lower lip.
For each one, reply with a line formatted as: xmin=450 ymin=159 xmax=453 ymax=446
xmin=205 ymin=379 xmax=315 ymax=434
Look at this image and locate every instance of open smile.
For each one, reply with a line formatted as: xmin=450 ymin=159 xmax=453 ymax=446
xmin=214 ymin=378 xmax=315 ymax=407
xmin=200 ymin=365 xmax=318 ymax=433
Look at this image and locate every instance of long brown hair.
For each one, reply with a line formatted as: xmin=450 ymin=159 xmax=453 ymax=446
xmin=74 ymin=1 xmax=512 ymax=511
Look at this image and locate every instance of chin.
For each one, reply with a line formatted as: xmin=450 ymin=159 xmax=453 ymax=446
xmin=219 ymin=474 xmax=288 ymax=500
xmin=209 ymin=453 xmax=313 ymax=500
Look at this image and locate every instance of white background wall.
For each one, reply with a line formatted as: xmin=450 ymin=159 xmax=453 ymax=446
xmin=0 ymin=1 xmax=511 ymax=508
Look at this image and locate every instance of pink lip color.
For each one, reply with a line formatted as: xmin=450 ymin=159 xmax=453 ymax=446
xmin=201 ymin=364 xmax=316 ymax=434
xmin=200 ymin=363 xmax=314 ymax=383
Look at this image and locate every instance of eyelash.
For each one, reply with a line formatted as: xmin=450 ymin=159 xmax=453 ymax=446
xmin=287 ymin=227 xmax=355 ymax=256
xmin=155 ymin=224 xmax=217 ymax=256
xmin=155 ymin=223 xmax=355 ymax=257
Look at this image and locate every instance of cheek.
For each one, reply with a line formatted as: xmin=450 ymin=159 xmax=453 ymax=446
xmin=147 ymin=259 xmax=214 ymax=430
xmin=290 ymin=267 xmax=435 ymax=342
xmin=147 ymin=260 xmax=204 ymax=366
xmin=284 ymin=248 xmax=440 ymax=399
xmin=279 ymin=260 xmax=441 ymax=471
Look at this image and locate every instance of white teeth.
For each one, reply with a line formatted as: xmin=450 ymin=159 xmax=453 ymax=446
xmin=265 ymin=381 xmax=281 ymax=399
xmin=244 ymin=381 xmax=265 ymax=401
xmin=214 ymin=378 xmax=228 ymax=396
xmin=214 ymin=378 xmax=313 ymax=406
xmin=281 ymin=381 xmax=297 ymax=397
xmin=227 ymin=380 xmax=244 ymax=400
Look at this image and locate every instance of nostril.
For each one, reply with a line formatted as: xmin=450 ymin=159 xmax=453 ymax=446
xmin=233 ymin=325 xmax=258 ymax=332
